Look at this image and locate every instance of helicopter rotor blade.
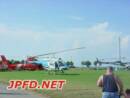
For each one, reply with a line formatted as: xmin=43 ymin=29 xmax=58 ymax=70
xmin=30 ymin=47 xmax=86 ymax=58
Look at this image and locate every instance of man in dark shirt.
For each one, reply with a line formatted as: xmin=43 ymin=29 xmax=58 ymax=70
xmin=97 ymin=66 xmax=124 ymax=98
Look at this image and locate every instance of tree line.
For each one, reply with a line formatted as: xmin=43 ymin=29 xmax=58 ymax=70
xmin=66 ymin=60 xmax=98 ymax=68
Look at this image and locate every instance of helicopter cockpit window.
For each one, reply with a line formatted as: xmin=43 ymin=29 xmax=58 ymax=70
xmin=50 ymin=62 xmax=54 ymax=65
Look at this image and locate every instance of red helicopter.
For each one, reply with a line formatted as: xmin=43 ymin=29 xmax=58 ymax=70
xmin=0 ymin=55 xmax=43 ymax=71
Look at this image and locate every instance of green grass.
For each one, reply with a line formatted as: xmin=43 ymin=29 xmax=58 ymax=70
xmin=0 ymin=69 xmax=130 ymax=98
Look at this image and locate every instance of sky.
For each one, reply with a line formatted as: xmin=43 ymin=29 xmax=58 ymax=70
xmin=0 ymin=0 xmax=130 ymax=65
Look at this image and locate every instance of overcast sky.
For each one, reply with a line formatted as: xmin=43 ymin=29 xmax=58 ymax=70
xmin=0 ymin=0 xmax=130 ymax=65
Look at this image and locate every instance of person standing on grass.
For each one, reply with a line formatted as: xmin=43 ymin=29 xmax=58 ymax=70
xmin=97 ymin=66 xmax=124 ymax=98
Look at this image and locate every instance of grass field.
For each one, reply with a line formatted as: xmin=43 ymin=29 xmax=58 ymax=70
xmin=0 ymin=69 xmax=130 ymax=98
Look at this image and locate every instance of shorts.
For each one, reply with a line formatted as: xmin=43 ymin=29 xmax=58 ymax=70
xmin=102 ymin=92 xmax=120 ymax=98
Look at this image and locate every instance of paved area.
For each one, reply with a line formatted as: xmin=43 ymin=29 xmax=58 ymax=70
xmin=0 ymin=84 xmax=45 ymax=98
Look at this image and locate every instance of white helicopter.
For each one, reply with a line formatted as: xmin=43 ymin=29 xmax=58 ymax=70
xmin=27 ymin=47 xmax=86 ymax=72
xmin=94 ymin=37 xmax=130 ymax=70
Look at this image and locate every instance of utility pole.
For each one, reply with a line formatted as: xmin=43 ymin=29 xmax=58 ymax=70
xmin=118 ymin=37 xmax=121 ymax=62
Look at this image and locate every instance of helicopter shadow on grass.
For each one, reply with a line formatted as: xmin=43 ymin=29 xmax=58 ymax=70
xmin=47 ymin=70 xmax=80 ymax=75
